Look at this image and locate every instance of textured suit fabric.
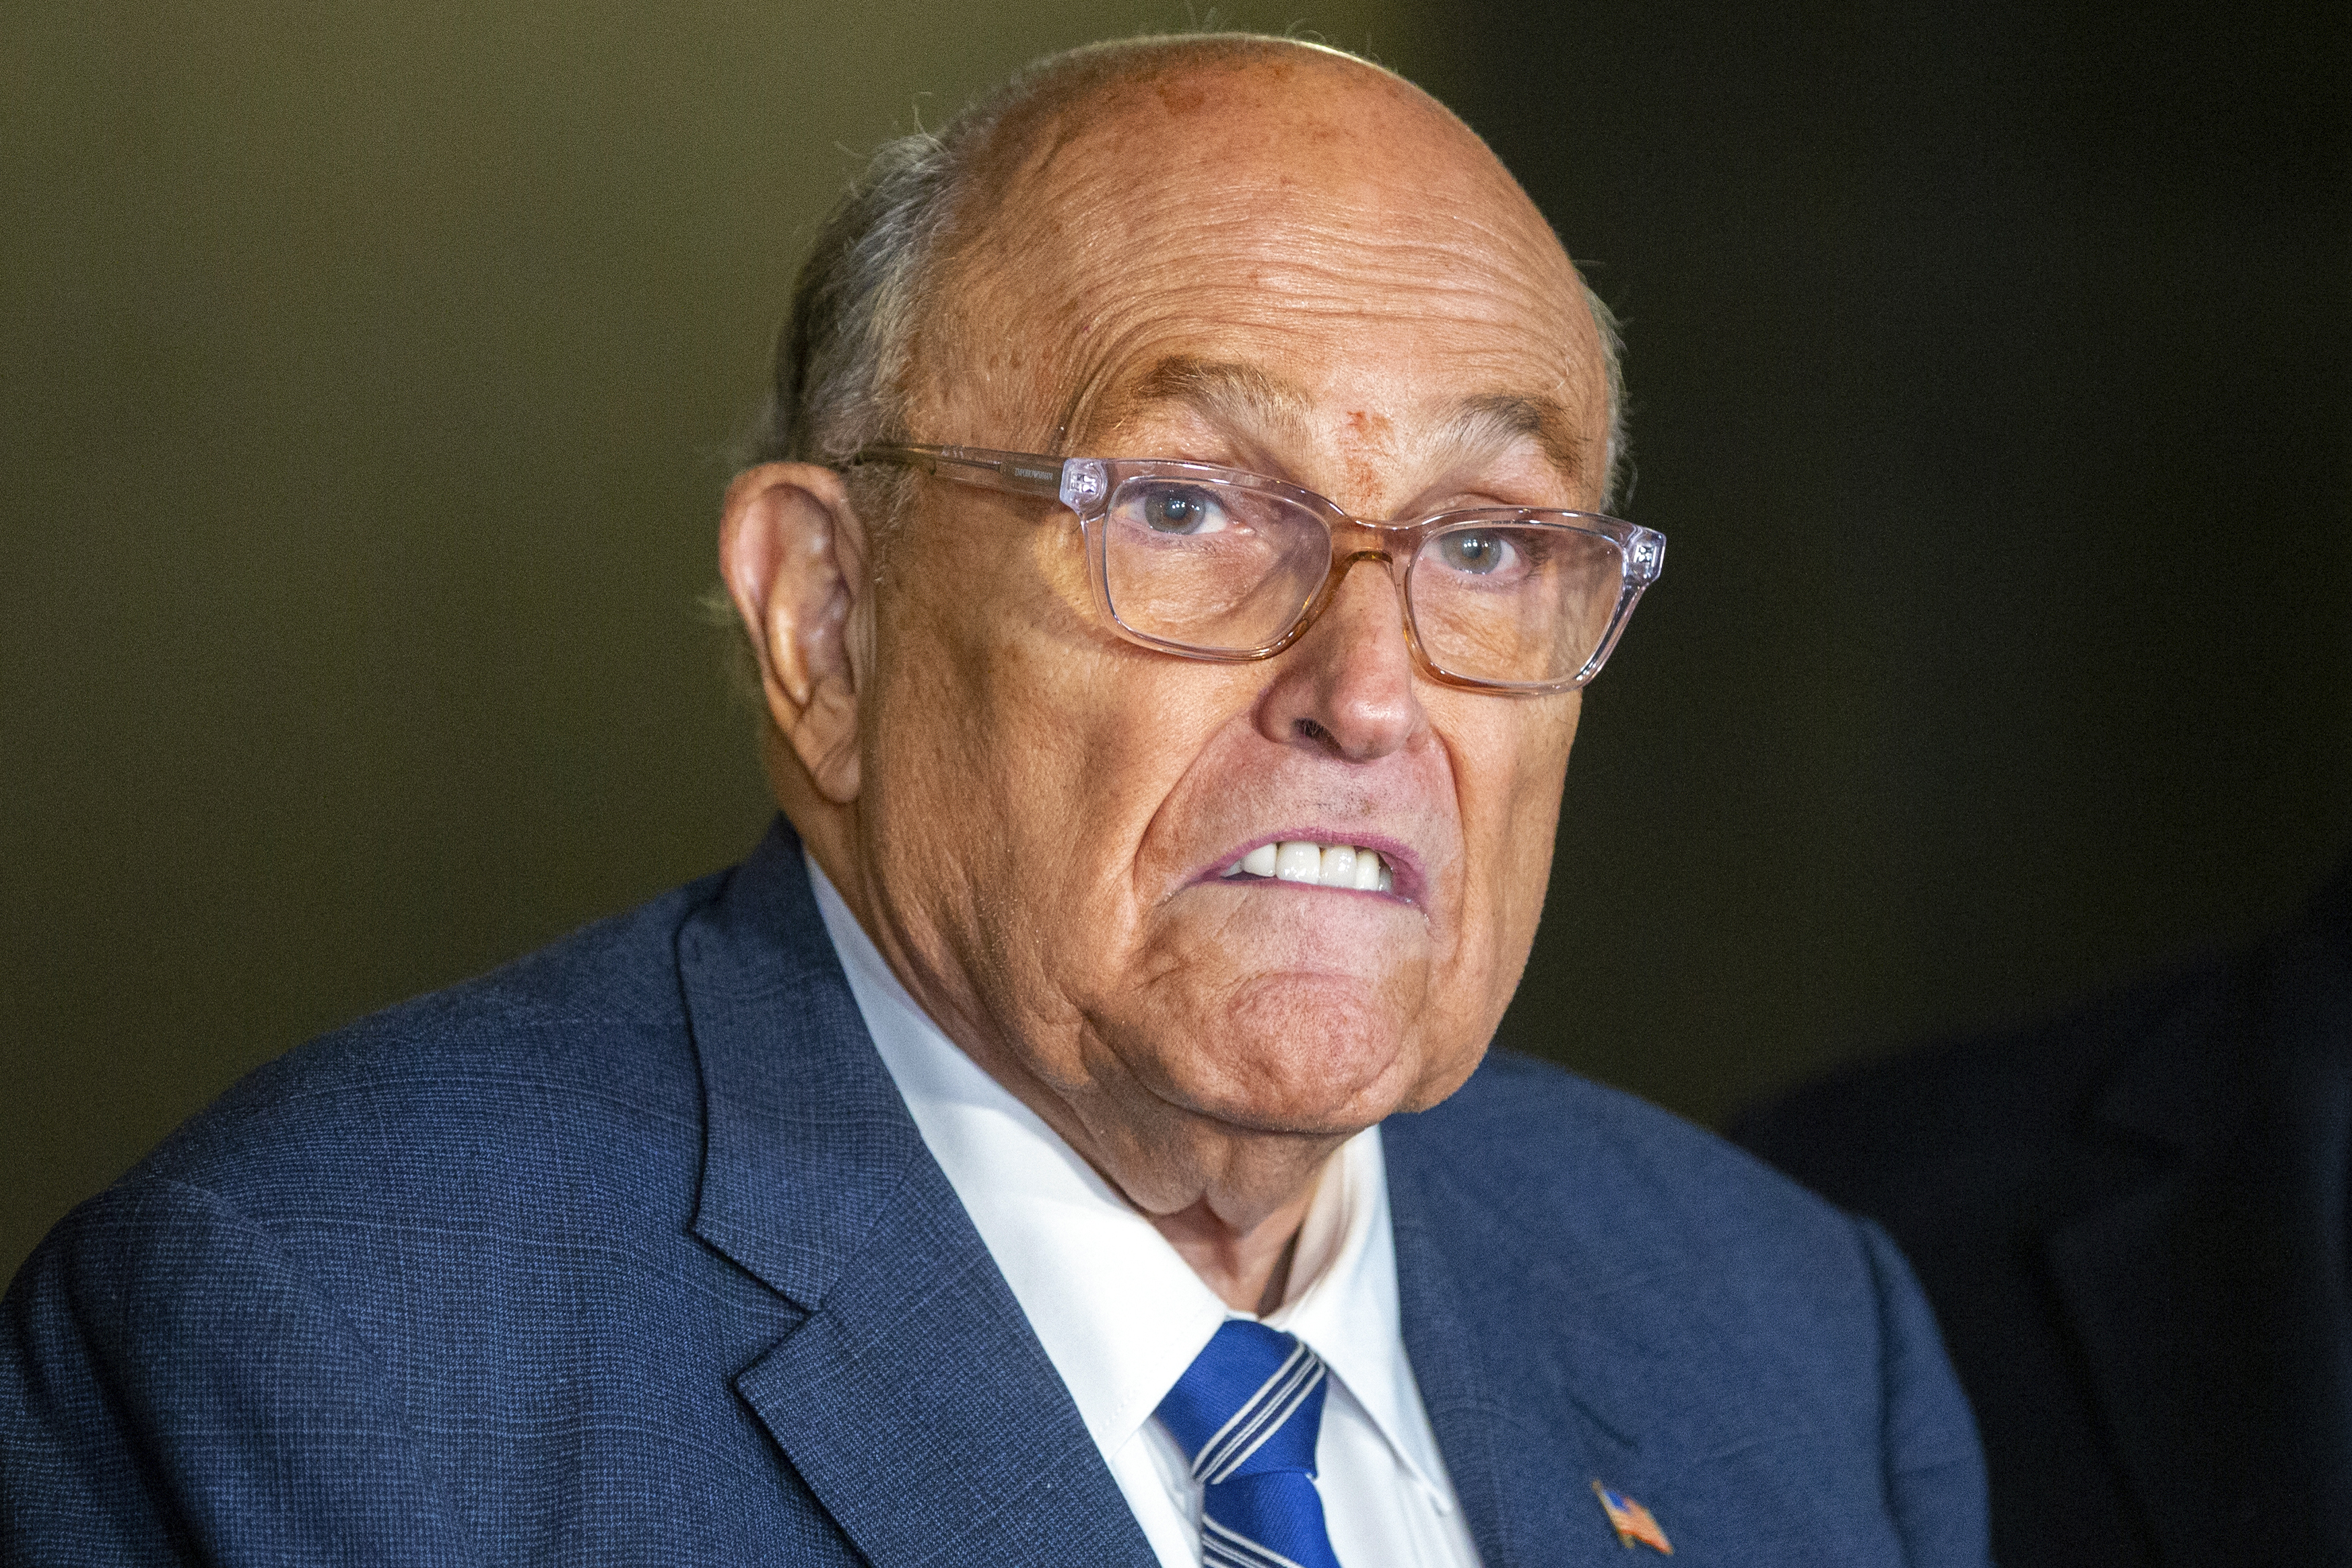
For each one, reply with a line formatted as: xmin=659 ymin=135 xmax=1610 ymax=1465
xmin=4 ymin=819 xmax=1989 ymax=1565
xmin=1733 ymin=860 xmax=2352 ymax=1568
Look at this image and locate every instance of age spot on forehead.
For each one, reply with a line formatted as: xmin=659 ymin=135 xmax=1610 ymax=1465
xmin=1155 ymin=76 xmax=1208 ymax=114
xmin=1338 ymin=409 xmax=1397 ymax=506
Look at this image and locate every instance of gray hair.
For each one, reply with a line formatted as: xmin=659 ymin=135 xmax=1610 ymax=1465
xmin=743 ymin=35 xmax=1630 ymax=520
xmin=738 ymin=48 xmax=1029 ymax=540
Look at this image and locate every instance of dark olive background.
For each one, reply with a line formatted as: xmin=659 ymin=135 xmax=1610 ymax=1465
xmin=5 ymin=0 xmax=2346 ymax=1284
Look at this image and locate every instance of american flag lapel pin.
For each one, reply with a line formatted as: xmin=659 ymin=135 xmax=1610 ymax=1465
xmin=1591 ymin=1480 xmax=1674 ymax=1554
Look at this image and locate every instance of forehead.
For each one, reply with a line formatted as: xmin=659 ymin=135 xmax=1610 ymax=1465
xmin=921 ymin=55 xmax=1605 ymax=483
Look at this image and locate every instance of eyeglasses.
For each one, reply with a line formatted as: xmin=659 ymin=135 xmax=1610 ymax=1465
xmin=848 ymin=443 xmax=1665 ymax=693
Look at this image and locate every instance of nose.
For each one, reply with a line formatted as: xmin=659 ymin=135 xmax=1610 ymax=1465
xmin=1253 ymin=555 xmax=1423 ymax=762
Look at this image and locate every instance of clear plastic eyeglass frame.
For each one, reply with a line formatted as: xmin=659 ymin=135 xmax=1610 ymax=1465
xmin=848 ymin=442 xmax=1666 ymax=694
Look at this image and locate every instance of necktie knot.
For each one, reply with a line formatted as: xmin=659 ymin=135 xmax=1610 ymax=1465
xmin=1158 ymin=1322 xmax=1344 ymax=1568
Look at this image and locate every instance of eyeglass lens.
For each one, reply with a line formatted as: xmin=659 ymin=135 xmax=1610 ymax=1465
xmin=1099 ymin=475 xmax=1628 ymax=686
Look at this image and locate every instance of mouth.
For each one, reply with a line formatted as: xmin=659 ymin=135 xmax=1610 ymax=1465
xmin=1211 ymin=835 xmax=1413 ymax=899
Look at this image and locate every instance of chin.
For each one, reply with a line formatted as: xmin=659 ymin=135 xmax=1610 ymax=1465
xmin=1137 ymin=972 xmax=1432 ymax=1135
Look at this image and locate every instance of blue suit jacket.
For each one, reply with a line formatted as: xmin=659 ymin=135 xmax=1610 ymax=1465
xmin=3 ymin=822 xmax=1987 ymax=1565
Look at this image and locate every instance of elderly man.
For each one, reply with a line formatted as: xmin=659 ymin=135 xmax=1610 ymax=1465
xmin=3 ymin=34 xmax=1986 ymax=1567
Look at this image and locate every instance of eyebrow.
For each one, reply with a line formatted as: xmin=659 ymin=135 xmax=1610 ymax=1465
xmin=1121 ymin=356 xmax=1312 ymax=438
xmin=1450 ymin=392 xmax=1589 ymax=480
xmin=1102 ymin=355 xmax=1590 ymax=487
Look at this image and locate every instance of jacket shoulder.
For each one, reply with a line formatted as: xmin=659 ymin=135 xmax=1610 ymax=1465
xmin=1397 ymin=1050 xmax=1850 ymax=1254
xmin=23 ymin=869 xmax=750 ymax=1303
xmin=137 ymin=873 xmax=725 ymax=1194
xmin=1389 ymin=1050 xmax=1915 ymax=1388
xmin=1 ymin=861 xmax=834 ymax=1565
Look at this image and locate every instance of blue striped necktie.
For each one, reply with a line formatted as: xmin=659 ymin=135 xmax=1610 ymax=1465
xmin=1157 ymin=1320 xmax=1344 ymax=1568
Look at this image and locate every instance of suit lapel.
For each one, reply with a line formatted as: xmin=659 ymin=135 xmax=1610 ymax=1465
xmin=679 ymin=821 xmax=1153 ymax=1567
xmin=1387 ymin=1118 xmax=1641 ymax=1568
xmin=2045 ymin=889 xmax=2352 ymax=1564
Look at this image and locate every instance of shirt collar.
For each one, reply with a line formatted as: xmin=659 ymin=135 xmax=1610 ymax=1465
xmin=807 ymin=854 xmax=1452 ymax=1497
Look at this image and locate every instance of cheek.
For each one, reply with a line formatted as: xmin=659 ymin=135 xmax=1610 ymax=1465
xmin=859 ymin=541 xmax=1071 ymax=943
xmin=1036 ymin=663 xmax=1265 ymax=926
xmin=866 ymin=535 xmax=1252 ymax=987
xmin=1502 ymin=701 xmax=1579 ymax=858
xmin=1444 ymin=698 xmax=1579 ymax=974
xmin=972 ymin=664 xmax=1268 ymax=1083
xmin=865 ymin=506 xmax=1097 ymax=812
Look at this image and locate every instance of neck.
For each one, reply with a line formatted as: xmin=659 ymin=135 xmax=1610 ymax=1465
xmin=952 ymin=1014 xmax=1345 ymax=1314
xmin=1151 ymin=1188 xmax=1319 ymax=1314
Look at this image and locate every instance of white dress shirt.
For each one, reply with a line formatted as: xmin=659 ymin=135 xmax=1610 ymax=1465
xmin=808 ymin=857 xmax=1483 ymax=1567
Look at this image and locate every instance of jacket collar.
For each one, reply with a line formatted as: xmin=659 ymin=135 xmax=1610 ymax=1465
xmin=677 ymin=819 xmax=1155 ymax=1567
xmin=2046 ymin=859 xmax=2352 ymax=1563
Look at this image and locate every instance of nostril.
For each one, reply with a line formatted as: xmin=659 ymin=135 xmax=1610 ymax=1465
xmin=1294 ymin=718 xmax=1333 ymax=745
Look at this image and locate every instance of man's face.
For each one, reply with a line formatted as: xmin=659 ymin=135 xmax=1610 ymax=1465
xmin=854 ymin=60 xmax=1610 ymax=1153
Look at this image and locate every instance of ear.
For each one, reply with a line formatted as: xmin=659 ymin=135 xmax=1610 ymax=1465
xmin=718 ymin=463 xmax=869 ymax=804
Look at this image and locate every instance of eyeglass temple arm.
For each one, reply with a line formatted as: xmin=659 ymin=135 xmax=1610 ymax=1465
xmin=848 ymin=442 xmax=1081 ymax=502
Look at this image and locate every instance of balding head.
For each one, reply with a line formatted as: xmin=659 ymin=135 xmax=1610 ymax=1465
xmin=756 ymin=34 xmax=1624 ymax=541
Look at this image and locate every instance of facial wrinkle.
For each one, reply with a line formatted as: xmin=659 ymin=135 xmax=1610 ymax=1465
xmin=997 ymin=209 xmax=1585 ymax=467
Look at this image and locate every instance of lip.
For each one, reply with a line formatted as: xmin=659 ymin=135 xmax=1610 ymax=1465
xmin=1188 ymin=829 xmax=1428 ymax=906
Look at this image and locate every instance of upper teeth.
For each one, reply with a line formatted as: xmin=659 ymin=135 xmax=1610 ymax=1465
xmin=1224 ymin=840 xmax=1394 ymax=893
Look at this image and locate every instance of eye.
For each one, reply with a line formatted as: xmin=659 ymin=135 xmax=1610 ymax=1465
xmin=1136 ymin=483 xmax=1231 ymax=536
xmin=1435 ymin=529 xmax=1518 ymax=576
